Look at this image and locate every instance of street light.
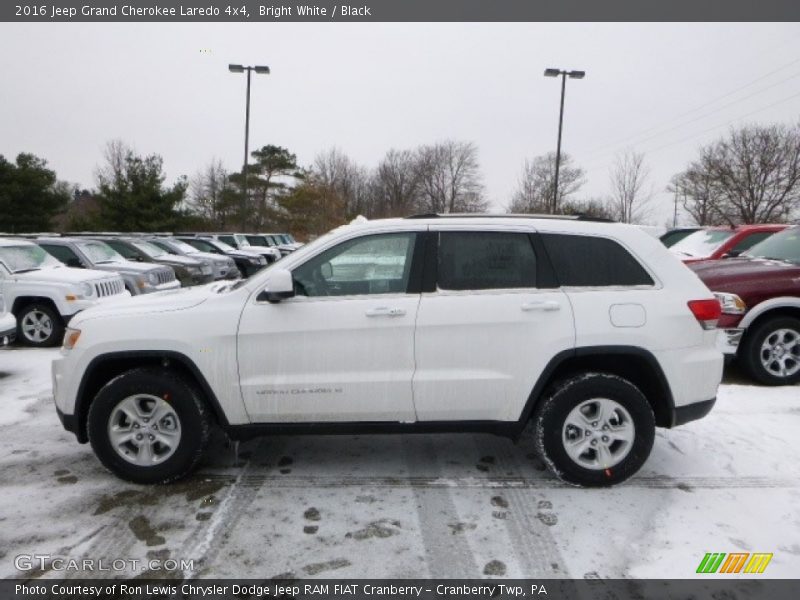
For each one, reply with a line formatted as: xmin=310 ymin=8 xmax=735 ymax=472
xmin=543 ymin=68 xmax=585 ymax=213
xmin=229 ymin=63 xmax=270 ymax=230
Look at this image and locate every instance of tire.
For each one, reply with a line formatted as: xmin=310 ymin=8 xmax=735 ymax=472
xmin=739 ymin=316 xmax=800 ymax=386
xmin=16 ymin=302 xmax=64 ymax=347
xmin=532 ymin=373 xmax=655 ymax=487
xmin=87 ymin=368 xmax=210 ymax=484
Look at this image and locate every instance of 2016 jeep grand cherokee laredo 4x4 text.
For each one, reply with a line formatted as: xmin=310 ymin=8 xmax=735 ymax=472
xmin=52 ymin=216 xmax=724 ymax=486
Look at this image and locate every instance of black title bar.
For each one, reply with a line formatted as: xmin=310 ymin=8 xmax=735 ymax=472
xmin=4 ymin=0 xmax=800 ymax=22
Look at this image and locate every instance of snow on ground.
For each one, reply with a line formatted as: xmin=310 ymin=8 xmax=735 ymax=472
xmin=0 ymin=346 xmax=798 ymax=579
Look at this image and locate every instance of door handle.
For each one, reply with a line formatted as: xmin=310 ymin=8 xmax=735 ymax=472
xmin=366 ymin=307 xmax=407 ymax=317
xmin=521 ymin=300 xmax=560 ymax=312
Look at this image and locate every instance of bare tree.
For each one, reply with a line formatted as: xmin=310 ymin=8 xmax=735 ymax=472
xmin=371 ymin=149 xmax=421 ymax=217
xmin=608 ymin=150 xmax=653 ymax=224
xmin=415 ymin=140 xmax=486 ymax=213
xmin=313 ymin=148 xmax=372 ymax=219
xmin=697 ymin=123 xmax=800 ymax=224
xmin=668 ymin=166 xmax=727 ymax=226
xmin=188 ymin=159 xmax=235 ymax=229
xmin=509 ymin=152 xmax=585 ymax=214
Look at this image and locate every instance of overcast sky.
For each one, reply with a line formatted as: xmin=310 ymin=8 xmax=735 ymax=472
xmin=2 ymin=22 xmax=800 ymax=225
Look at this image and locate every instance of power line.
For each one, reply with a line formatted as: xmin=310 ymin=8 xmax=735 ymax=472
xmin=580 ymin=56 xmax=800 ymax=160
xmin=581 ymin=88 xmax=800 ymax=177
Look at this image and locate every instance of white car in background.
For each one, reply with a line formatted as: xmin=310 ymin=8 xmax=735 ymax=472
xmin=0 ymin=238 xmax=129 ymax=347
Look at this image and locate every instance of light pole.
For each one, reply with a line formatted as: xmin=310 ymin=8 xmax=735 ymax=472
xmin=229 ymin=63 xmax=270 ymax=230
xmin=544 ymin=68 xmax=584 ymax=214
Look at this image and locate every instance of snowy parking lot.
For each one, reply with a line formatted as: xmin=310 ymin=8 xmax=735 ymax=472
xmin=0 ymin=346 xmax=798 ymax=580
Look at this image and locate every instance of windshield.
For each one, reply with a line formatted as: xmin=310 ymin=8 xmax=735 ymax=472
xmin=168 ymin=239 xmax=200 ymax=254
xmin=78 ymin=241 xmax=125 ymax=263
xmin=670 ymin=229 xmax=734 ymax=258
xmin=0 ymin=244 xmax=62 ymax=272
xmin=204 ymin=238 xmax=236 ymax=252
xmin=246 ymin=235 xmax=268 ymax=246
xmin=131 ymin=240 xmax=168 ymax=257
xmin=280 ymin=234 xmax=293 ymax=244
xmin=744 ymin=227 xmax=800 ymax=264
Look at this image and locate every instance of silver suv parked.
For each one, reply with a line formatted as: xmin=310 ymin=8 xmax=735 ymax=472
xmin=36 ymin=237 xmax=180 ymax=295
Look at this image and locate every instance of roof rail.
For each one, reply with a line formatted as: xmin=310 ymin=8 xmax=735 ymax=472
xmin=404 ymin=212 xmax=616 ymax=223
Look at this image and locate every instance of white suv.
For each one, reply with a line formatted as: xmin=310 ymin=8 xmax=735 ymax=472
xmin=52 ymin=216 xmax=723 ymax=486
xmin=0 ymin=238 xmax=129 ymax=347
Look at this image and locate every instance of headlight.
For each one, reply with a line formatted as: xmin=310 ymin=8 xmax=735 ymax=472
xmin=148 ymin=272 xmax=159 ymax=285
xmin=714 ymin=292 xmax=746 ymax=315
xmin=186 ymin=265 xmax=201 ymax=274
xmin=79 ymin=282 xmax=94 ymax=297
xmin=201 ymin=263 xmax=213 ymax=275
xmin=248 ymin=257 xmax=261 ymax=265
xmin=63 ymin=327 xmax=81 ymax=350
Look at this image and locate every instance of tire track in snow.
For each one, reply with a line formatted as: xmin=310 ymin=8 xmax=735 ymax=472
xmin=491 ymin=440 xmax=568 ymax=578
xmin=193 ymin=473 xmax=799 ymax=490
xmin=401 ymin=437 xmax=480 ymax=577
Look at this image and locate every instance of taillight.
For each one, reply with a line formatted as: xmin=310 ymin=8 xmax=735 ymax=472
xmin=688 ymin=299 xmax=722 ymax=330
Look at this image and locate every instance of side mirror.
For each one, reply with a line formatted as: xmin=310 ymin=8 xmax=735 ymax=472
xmin=723 ymin=250 xmax=742 ymax=258
xmin=66 ymin=258 xmax=84 ymax=268
xmin=259 ymin=268 xmax=295 ymax=303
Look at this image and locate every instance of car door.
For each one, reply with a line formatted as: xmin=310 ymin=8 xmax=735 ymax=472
xmin=237 ymin=229 xmax=424 ymax=423
xmin=413 ymin=227 xmax=575 ymax=422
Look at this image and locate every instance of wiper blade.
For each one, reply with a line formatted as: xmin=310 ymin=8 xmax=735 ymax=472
xmin=13 ymin=267 xmax=41 ymax=273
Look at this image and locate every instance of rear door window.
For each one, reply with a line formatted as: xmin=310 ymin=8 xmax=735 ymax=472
xmin=437 ymin=231 xmax=537 ymax=291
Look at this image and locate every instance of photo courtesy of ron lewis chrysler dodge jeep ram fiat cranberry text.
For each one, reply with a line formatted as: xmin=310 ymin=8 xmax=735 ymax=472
xmin=52 ymin=216 xmax=724 ymax=487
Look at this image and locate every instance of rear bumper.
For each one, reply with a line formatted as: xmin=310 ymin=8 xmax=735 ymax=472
xmin=717 ymin=328 xmax=744 ymax=355
xmin=672 ymin=397 xmax=716 ymax=426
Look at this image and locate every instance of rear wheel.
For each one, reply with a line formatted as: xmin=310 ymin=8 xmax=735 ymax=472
xmin=740 ymin=316 xmax=800 ymax=385
xmin=88 ymin=368 xmax=210 ymax=483
xmin=16 ymin=302 xmax=64 ymax=347
xmin=532 ymin=373 xmax=655 ymax=487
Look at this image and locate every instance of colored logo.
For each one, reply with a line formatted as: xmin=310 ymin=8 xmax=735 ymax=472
xmin=696 ymin=552 xmax=773 ymax=574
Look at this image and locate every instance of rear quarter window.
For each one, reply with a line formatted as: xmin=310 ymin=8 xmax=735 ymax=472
xmin=540 ymin=233 xmax=654 ymax=287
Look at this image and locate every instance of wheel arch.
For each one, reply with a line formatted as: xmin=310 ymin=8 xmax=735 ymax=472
xmin=73 ymin=350 xmax=230 ymax=443
xmin=519 ymin=346 xmax=677 ymax=431
xmin=11 ymin=295 xmax=60 ymax=317
xmin=740 ymin=301 xmax=800 ymax=334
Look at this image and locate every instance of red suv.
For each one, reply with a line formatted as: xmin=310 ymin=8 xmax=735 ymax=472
xmin=671 ymin=224 xmax=787 ymax=264
xmin=689 ymin=226 xmax=800 ymax=385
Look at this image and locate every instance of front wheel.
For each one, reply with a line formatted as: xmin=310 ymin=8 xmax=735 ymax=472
xmin=739 ymin=316 xmax=800 ymax=385
xmin=532 ymin=373 xmax=655 ymax=487
xmin=17 ymin=302 xmax=64 ymax=347
xmin=87 ymin=368 xmax=210 ymax=483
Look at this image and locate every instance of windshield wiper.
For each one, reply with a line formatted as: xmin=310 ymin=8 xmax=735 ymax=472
xmin=13 ymin=267 xmax=41 ymax=273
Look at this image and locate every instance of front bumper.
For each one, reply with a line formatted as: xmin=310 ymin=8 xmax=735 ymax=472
xmin=717 ymin=328 xmax=744 ymax=355
xmin=1 ymin=325 xmax=15 ymax=346
xmin=52 ymin=356 xmax=84 ymax=442
xmin=672 ymin=397 xmax=716 ymax=427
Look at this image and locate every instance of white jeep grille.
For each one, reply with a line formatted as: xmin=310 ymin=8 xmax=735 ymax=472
xmin=94 ymin=278 xmax=125 ymax=298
